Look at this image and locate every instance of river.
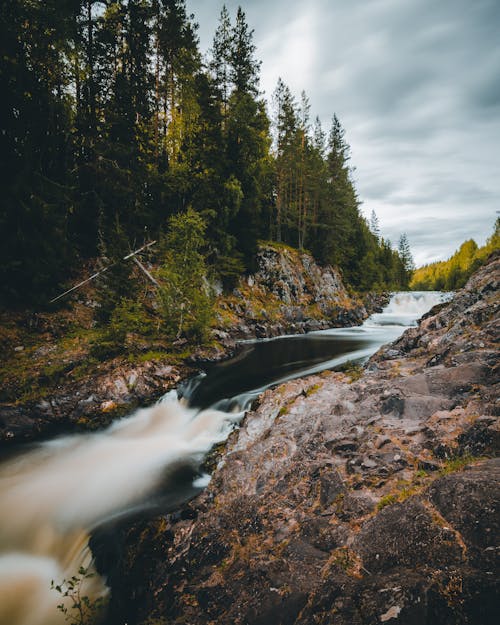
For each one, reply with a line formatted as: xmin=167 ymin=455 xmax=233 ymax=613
xmin=0 ymin=291 xmax=449 ymax=625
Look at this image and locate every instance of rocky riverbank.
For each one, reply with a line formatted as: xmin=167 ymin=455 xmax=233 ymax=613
xmin=0 ymin=243 xmax=379 ymax=447
xmin=105 ymin=253 xmax=499 ymax=625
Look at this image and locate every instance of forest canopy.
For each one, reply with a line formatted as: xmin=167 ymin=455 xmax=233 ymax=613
xmin=410 ymin=219 xmax=500 ymax=291
xmin=0 ymin=0 xmax=411 ymax=307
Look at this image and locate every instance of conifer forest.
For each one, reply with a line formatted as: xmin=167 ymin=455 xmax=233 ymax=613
xmin=0 ymin=0 xmax=412 ymax=309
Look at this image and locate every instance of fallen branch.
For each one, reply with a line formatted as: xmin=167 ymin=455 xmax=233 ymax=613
xmin=50 ymin=240 xmax=157 ymax=303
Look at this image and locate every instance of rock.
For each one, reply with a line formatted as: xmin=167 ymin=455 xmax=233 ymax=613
xmin=0 ymin=357 xmax=190 ymax=446
xmin=380 ymin=605 xmax=401 ymax=622
xmin=375 ymin=435 xmax=391 ymax=449
xmin=103 ymin=254 xmax=500 ymax=625
xmin=220 ymin=243 xmax=370 ymax=342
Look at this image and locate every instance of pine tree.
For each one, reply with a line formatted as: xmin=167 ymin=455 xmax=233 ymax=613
xmin=397 ymin=233 xmax=415 ymax=287
xmin=210 ymin=5 xmax=232 ymax=122
xmin=312 ymin=114 xmax=361 ymax=276
xmin=229 ymin=7 xmax=261 ymax=95
xmin=224 ymin=7 xmax=270 ymax=271
xmin=369 ymin=210 xmax=380 ymax=240
xmin=271 ymin=78 xmax=299 ymax=243
xmin=0 ymin=0 xmax=75 ymax=304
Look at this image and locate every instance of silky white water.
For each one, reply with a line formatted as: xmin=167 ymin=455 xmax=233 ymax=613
xmin=0 ymin=291 xmax=449 ymax=625
xmin=0 ymin=400 xmax=239 ymax=625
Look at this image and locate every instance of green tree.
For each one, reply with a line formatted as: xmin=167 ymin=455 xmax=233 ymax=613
xmin=224 ymin=7 xmax=271 ymax=271
xmin=397 ymin=233 xmax=415 ymax=287
xmin=210 ymin=4 xmax=232 ymax=121
xmin=0 ymin=0 xmax=76 ymax=305
xmin=158 ymin=208 xmax=212 ymax=341
xmin=369 ymin=210 xmax=380 ymax=240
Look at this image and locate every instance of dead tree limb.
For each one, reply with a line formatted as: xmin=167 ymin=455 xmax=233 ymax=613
xmin=132 ymin=256 xmax=160 ymax=287
xmin=50 ymin=240 xmax=157 ymax=303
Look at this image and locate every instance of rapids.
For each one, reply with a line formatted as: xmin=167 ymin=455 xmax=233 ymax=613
xmin=0 ymin=291 xmax=449 ymax=625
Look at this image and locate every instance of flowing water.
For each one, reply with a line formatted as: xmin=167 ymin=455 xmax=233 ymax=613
xmin=0 ymin=291 xmax=449 ymax=625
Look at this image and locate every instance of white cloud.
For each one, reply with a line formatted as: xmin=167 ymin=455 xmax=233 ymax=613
xmin=188 ymin=0 xmax=500 ymax=267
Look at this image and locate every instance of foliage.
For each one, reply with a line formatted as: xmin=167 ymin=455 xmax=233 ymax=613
xmin=158 ymin=208 xmax=213 ymax=341
xmin=51 ymin=566 xmax=106 ymax=625
xmin=411 ymin=219 xmax=500 ymax=291
xmin=439 ymin=454 xmax=477 ymax=476
xmin=90 ymin=297 xmax=153 ymax=360
xmin=336 ymin=360 xmax=364 ymax=382
xmin=0 ymin=1 xmax=413 ymax=309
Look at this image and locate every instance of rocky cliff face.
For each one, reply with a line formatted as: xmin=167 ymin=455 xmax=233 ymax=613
xmin=107 ymin=253 xmax=499 ymax=625
xmin=214 ymin=243 xmax=373 ymax=342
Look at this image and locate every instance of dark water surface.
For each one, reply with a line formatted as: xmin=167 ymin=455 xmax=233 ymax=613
xmin=183 ymin=331 xmax=379 ymax=411
xmin=182 ymin=290 xmax=451 ymax=412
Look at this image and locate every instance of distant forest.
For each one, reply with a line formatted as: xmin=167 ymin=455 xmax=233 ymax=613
xmin=0 ymin=0 xmax=412 ymax=307
xmin=411 ymin=219 xmax=500 ymax=291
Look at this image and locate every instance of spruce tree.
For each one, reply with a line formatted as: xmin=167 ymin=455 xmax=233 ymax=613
xmin=0 ymin=0 xmax=75 ymax=304
xmin=210 ymin=5 xmax=232 ymax=122
xmin=397 ymin=233 xmax=415 ymax=287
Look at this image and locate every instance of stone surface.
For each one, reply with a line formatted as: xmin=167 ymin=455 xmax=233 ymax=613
xmin=0 ymin=359 xmax=189 ymax=448
xmin=104 ymin=254 xmax=500 ymax=624
xmin=212 ymin=243 xmax=380 ymax=344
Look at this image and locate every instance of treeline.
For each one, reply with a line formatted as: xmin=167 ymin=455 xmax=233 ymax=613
xmin=411 ymin=219 xmax=499 ymax=291
xmin=0 ymin=0 xmax=411 ymax=308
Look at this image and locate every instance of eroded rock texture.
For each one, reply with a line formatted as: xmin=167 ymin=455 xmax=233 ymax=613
xmin=215 ymin=244 xmax=375 ymax=341
xmin=109 ymin=254 xmax=499 ymax=625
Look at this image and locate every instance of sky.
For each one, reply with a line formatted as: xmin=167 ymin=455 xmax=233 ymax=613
xmin=186 ymin=0 xmax=500 ymax=266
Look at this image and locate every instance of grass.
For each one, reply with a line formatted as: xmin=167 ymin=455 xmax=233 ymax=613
xmin=439 ymin=454 xmax=477 ymax=475
xmin=304 ymin=382 xmax=323 ymax=397
xmin=335 ymin=360 xmax=364 ymax=383
xmin=376 ymin=453 xmax=483 ymax=512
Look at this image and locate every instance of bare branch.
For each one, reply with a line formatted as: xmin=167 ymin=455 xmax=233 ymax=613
xmin=50 ymin=240 xmax=157 ymax=303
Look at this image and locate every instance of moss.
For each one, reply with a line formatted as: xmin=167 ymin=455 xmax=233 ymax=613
xmin=376 ymin=454 xmax=483 ymax=513
xmin=304 ymin=383 xmax=322 ymax=397
xmin=376 ymin=493 xmax=399 ymax=510
xmin=328 ymin=547 xmax=363 ymax=578
xmin=439 ymin=454 xmax=477 ymax=475
xmin=132 ymin=350 xmax=167 ymax=363
xmin=335 ymin=360 xmax=364 ymax=383
xmin=376 ymin=472 xmax=430 ymax=511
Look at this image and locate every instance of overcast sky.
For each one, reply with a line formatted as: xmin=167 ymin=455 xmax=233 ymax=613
xmin=187 ymin=0 xmax=499 ymax=266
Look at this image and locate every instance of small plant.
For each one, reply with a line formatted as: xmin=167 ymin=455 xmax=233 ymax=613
xmin=439 ymin=454 xmax=476 ymax=475
xmin=304 ymin=383 xmax=322 ymax=397
xmin=90 ymin=298 xmax=154 ymax=360
xmin=51 ymin=566 xmax=106 ymax=625
xmin=336 ymin=360 xmax=364 ymax=382
xmin=376 ymin=493 xmax=399 ymax=510
xmin=329 ymin=547 xmax=363 ymax=578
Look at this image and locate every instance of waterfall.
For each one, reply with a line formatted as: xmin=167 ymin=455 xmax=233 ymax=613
xmin=365 ymin=291 xmax=452 ymax=328
xmin=0 ymin=399 xmax=240 ymax=625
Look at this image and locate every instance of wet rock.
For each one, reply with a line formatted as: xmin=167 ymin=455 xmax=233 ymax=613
xmin=0 ymin=359 xmax=190 ymax=446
